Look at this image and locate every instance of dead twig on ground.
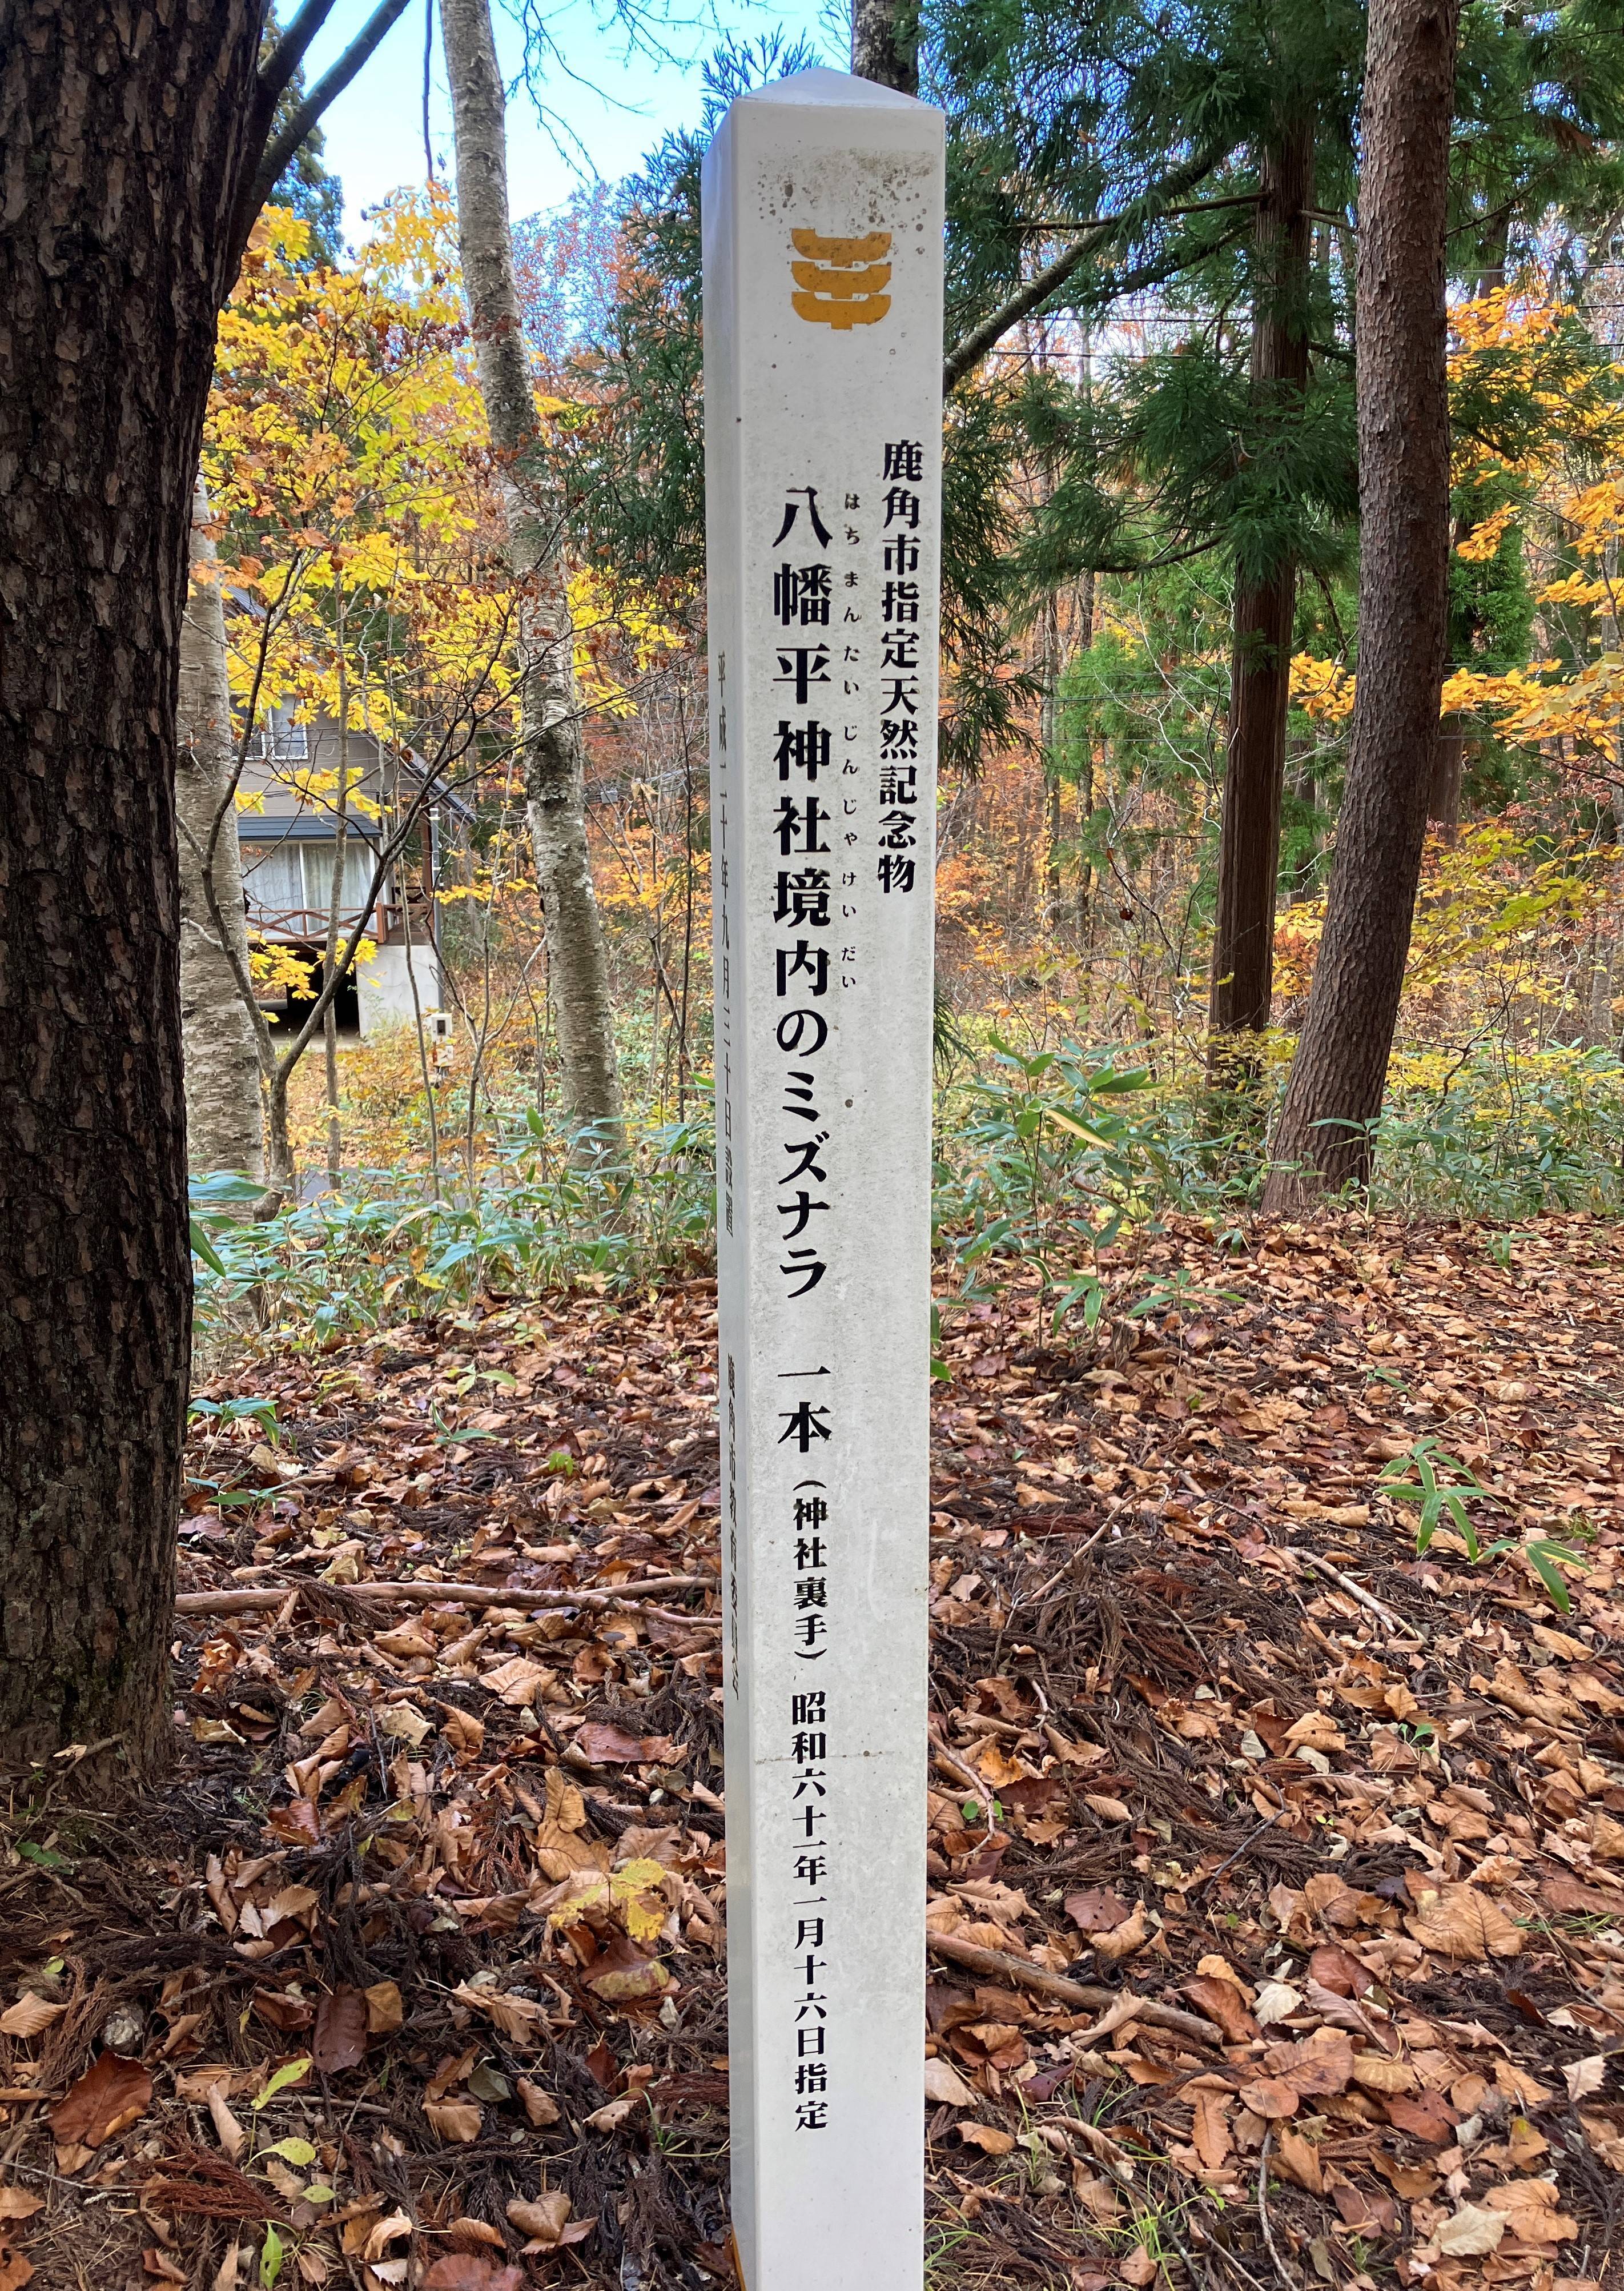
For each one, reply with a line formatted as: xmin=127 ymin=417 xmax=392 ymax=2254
xmin=174 ymin=1574 xmax=711 ymax=1618
xmin=925 ymin=1930 xmax=1223 ymax=2046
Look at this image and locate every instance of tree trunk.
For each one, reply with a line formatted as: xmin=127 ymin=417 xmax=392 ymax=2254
xmin=1428 ymin=717 xmax=1464 ymax=832
xmin=440 ymin=0 xmax=624 ymax=1153
xmin=851 ymin=0 xmax=918 ymax=93
xmin=178 ymin=475 xmax=265 ymax=1181
xmin=1208 ymin=119 xmax=1314 ymax=1053
xmin=323 ymin=577 xmax=350 ymax=1192
xmin=0 ymin=0 xmax=264 ymax=1771
xmin=1263 ymin=0 xmax=1462 ymax=1212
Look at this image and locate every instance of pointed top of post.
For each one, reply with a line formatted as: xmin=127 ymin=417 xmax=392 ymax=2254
xmin=735 ymin=64 xmax=930 ymax=113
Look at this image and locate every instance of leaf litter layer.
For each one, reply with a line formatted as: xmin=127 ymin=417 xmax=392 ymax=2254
xmin=3 ymin=1214 xmax=1624 ymax=2290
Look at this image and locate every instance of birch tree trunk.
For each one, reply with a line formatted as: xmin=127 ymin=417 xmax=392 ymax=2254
xmin=178 ymin=475 xmax=265 ymax=1181
xmin=440 ymin=0 xmax=624 ymax=1151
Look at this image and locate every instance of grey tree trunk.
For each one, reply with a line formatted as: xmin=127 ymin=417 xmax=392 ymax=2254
xmin=851 ymin=0 xmax=918 ymax=93
xmin=440 ymin=0 xmax=624 ymax=1151
xmin=176 ymin=475 xmax=265 ymax=1180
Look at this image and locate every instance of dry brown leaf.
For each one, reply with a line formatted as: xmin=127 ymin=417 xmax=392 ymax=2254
xmin=312 ymin=1987 xmax=368 ymax=2074
xmin=1565 ymin=2055 xmax=1606 ymax=2103
xmin=0 ymin=1996 xmax=65 ymax=2040
xmin=1183 ymin=1977 xmax=1258 ymax=2045
xmin=365 ymin=1981 xmax=404 ymax=2035
xmin=424 ymin=2099 xmax=484 ymax=2144
xmin=575 ymin=1722 xmax=682 ymax=1766
xmin=1271 ymin=2126 xmax=1322 ymax=2194
xmin=480 ymin=1657 xmax=552 ymax=1708
xmin=1404 ymin=1883 xmax=1522 ymax=1961
xmin=440 ymin=1707 xmax=485 ymax=1756
xmin=1238 ymin=2077 xmax=1299 ymax=2120
xmin=50 ymin=2050 xmax=152 ymax=2148
xmin=0 ymin=2196 xmax=42 ymax=2225
xmin=1065 ymin=1888 xmax=1131 ymax=1935
xmin=505 ymin=2193 xmax=594 ymax=2252
xmin=1495 ymin=2060 xmax=1554 ymax=2109
xmin=1434 ymin=2205 xmax=1506 ymax=2257
xmin=1092 ymin=1906 xmax=1150 ymax=1962
xmin=1071 ymin=2169 xmax=1122 ymax=2223
xmin=206 ymin=2085 xmax=246 ymax=2162
xmin=422 ymin=2261 xmax=522 ymax=2291
xmin=516 ymin=2079 xmax=562 ymax=2128
xmin=1252 ymin=1981 xmax=1303 ymax=2027
xmin=956 ymin=2123 xmax=1015 ymax=2155
xmin=584 ymin=2095 xmax=637 ymax=2134
xmin=1483 ymin=2179 xmax=1578 ymax=2244
xmin=1191 ymin=2089 xmax=1232 ymax=2171
xmin=923 ymin=2057 xmax=976 ymax=2108
xmin=1349 ymin=2053 xmax=1416 ymax=2096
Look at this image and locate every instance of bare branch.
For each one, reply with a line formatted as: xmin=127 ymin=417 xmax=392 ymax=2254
xmin=231 ymin=0 xmax=414 ymax=274
xmin=257 ymin=0 xmax=342 ymax=117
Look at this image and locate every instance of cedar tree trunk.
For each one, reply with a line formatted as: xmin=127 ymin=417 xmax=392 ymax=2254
xmin=178 ymin=476 xmax=266 ymax=1181
xmin=0 ymin=0 xmax=263 ymax=1770
xmin=851 ymin=0 xmax=918 ymax=93
xmin=1263 ymin=0 xmax=1462 ymax=1211
xmin=1427 ymin=718 xmax=1464 ymax=832
xmin=1208 ymin=119 xmax=1314 ymax=1050
xmin=440 ymin=0 xmax=625 ymax=1151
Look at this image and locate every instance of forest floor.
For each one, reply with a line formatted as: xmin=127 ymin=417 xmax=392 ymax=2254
xmin=3 ymin=1213 xmax=1624 ymax=2291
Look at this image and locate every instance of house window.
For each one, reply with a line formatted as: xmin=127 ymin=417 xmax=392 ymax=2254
xmin=301 ymin=840 xmax=378 ymax=917
xmin=256 ymin=701 xmax=309 ymax=760
xmin=239 ymin=841 xmax=304 ymax=921
xmin=239 ymin=838 xmax=380 ymax=927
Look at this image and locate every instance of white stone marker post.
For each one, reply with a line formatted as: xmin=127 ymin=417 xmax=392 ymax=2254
xmin=702 ymin=66 xmax=944 ymax=2291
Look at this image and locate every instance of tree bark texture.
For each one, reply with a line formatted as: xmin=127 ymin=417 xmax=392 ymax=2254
xmin=1427 ymin=717 xmax=1463 ymax=831
xmin=1208 ymin=121 xmax=1314 ymax=1048
xmin=851 ymin=0 xmax=918 ymax=95
xmin=0 ymin=0 xmax=264 ymax=1768
xmin=178 ymin=477 xmax=265 ymax=1181
xmin=440 ymin=0 xmax=625 ymax=1150
xmin=1263 ymin=0 xmax=1461 ymax=1211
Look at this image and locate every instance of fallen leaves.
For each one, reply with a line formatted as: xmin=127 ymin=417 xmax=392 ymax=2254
xmin=505 ymin=2194 xmax=594 ymax=2252
xmin=50 ymin=2051 xmax=152 ymax=2149
xmin=1403 ymin=1881 xmax=1524 ymax=1961
xmin=311 ymin=1988 xmax=367 ymax=2075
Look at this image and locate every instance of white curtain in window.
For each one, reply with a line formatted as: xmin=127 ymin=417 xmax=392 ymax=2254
xmin=239 ymin=841 xmax=304 ymax=919
xmin=301 ymin=838 xmax=379 ymax=917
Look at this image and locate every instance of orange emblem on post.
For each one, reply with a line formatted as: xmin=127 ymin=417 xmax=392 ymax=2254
xmin=790 ymin=228 xmax=893 ymax=330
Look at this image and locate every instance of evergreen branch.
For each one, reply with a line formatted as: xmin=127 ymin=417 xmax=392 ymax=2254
xmin=943 ymin=146 xmax=1228 ymax=392
xmin=999 ymin=191 xmax=1261 ymax=236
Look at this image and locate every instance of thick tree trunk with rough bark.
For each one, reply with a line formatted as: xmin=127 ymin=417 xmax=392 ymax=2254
xmin=1263 ymin=0 xmax=1461 ymax=1211
xmin=440 ymin=0 xmax=624 ymax=1151
xmin=178 ymin=476 xmax=265 ymax=1181
xmin=851 ymin=0 xmax=918 ymax=93
xmin=0 ymin=0 xmax=263 ymax=1771
xmin=1209 ymin=121 xmax=1314 ymax=1050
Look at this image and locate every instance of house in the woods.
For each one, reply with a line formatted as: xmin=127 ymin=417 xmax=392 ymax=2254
xmin=238 ymin=702 xmax=469 ymax=1037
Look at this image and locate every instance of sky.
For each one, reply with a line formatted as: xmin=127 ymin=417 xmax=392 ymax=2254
xmin=304 ymin=0 xmax=838 ymax=242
